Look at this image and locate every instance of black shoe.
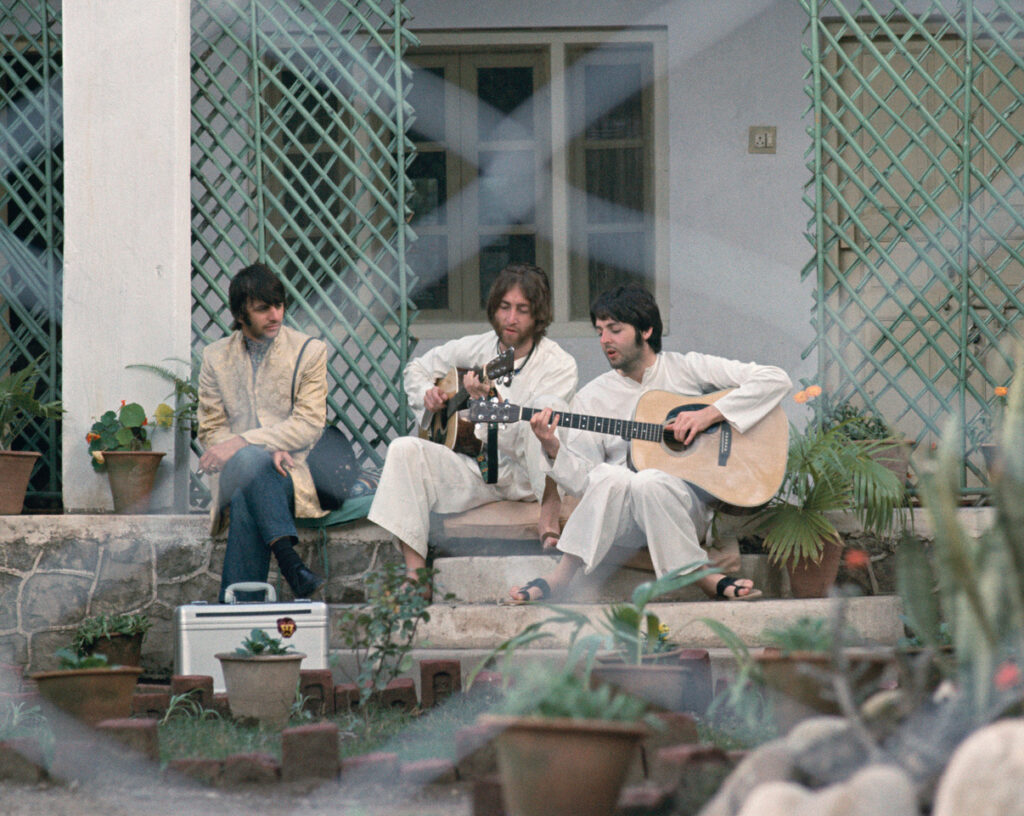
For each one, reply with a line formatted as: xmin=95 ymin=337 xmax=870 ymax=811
xmin=284 ymin=564 xmax=325 ymax=599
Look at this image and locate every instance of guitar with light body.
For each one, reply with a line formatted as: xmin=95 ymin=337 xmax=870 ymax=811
xmin=468 ymin=388 xmax=788 ymax=509
xmin=419 ymin=347 xmax=515 ymax=456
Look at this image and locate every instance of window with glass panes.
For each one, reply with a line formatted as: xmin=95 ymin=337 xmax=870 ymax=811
xmin=405 ymin=33 xmax=657 ymax=328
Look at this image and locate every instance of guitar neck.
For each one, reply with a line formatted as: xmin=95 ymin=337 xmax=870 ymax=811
xmin=517 ymin=405 xmax=665 ymax=442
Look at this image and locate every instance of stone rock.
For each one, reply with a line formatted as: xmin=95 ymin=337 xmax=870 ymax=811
xmin=932 ymin=718 xmax=1024 ymax=816
xmin=737 ymin=764 xmax=916 ymax=816
xmin=698 ymin=740 xmax=795 ymax=816
xmin=788 ymin=717 xmax=869 ymax=787
xmin=21 ymin=573 xmax=92 ymax=631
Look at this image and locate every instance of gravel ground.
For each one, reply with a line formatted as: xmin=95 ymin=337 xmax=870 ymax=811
xmin=1 ymin=773 xmax=472 ymax=815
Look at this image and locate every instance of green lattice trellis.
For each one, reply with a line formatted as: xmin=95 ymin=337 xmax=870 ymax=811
xmin=0 ymin=0 xmax=62 ymax=508
xmin=803 ymin=0 xmax=1024 ymax=497
xmin=190 ymin=0 xmax=418 ymax=508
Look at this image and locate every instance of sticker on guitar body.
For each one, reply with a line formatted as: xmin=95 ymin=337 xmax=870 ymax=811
xmin=468 ymin=388 xmax=788 ymax=509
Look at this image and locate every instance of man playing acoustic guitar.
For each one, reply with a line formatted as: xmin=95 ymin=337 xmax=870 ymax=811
xmin=367 ymin=263 xmax=578 ymax=598
xmin=507 ymin=283 xmax=791 ymax=603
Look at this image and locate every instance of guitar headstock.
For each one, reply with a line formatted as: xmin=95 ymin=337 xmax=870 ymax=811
xmin=468 ymin=399 xmax=520 ymax=424
xmin=484 ymin=347 xmax=515 ymax=385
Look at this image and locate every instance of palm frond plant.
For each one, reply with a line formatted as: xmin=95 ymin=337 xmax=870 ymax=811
xmin=752 ymin=386 xmax=908 ymax=594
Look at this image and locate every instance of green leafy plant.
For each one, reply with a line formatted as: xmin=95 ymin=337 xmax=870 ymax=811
xmin=751 ymin=385 xmax=908 ymax=566
xmin=336 ymin=563 xmax=449 ymax=716
xmin=55 ymin=647 xmax=113 ymax=669
xmin=500 ymin=660 xmax=651 ymax=723
xmin=234 ymin=628 xmax=295 ymax=656
xmin=86 ymin=400 xmax=174 ymax=470
xmin=72 ymin=612 xmax=152 ymax=655
xmin=599 ymin=562 xmax=713 ymax=663
xmin=965 ymin=384 xmax=1009 ymax=449
xmin=127 ymin=358 xmax=199 ymax=433
xmin=819 ymin=398 xmax=892 ymax=442
xmin=0 ymin=357 xmax=64 ymax=450
xmin=760 ymin=615 xmax=862 ymax=655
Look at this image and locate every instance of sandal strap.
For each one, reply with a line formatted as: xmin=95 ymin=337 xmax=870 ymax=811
xmin=715 ymin=576 xmax=737 ymax=598
xmin=516 ymin=577 xmax=551 ymax=601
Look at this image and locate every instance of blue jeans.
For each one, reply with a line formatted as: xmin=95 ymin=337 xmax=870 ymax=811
xmin=218 ymin=446 xmax=296 ymax=602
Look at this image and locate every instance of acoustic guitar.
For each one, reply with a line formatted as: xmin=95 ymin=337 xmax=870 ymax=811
xmin=468 ymin=388 xmax=788 ymax=509
xmin=419 ymin=347 xmax=515 ymax=456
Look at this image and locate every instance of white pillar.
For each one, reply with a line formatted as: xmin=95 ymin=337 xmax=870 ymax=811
xmin=62 ymin=1 xmax=192 ymax=512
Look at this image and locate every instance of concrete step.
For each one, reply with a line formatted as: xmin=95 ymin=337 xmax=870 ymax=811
xmin=433 ymin=553 xmax=791 ymax=604
xmin=328 ymin=594 xmax=903 ymax=652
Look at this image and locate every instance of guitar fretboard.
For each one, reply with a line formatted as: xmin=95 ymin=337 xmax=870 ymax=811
xmin=517 ymin=406 xmax=666 ymax=442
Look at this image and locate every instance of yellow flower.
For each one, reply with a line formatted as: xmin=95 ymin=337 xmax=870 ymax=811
xmin=92 ymin=451 xmax=105 ymax=465
xmin=658 ymin=622 xmax=670 ymax=635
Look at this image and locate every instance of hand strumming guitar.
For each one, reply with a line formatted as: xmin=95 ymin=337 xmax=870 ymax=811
xmin=424 ymin=385 xmax=450 ymax=414
xmin=462 ymin=370 xmax=493 ymax=401
xmin=666 ymin=404 xmax=724 ymax=446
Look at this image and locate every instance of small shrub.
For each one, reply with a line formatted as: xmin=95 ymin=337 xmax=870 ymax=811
xmin=234 ymin=628 xmax=295 ymax=656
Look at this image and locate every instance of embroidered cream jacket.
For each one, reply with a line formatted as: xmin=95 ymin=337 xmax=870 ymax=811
xmin=198 ymin=325 xmax=328 ymax=534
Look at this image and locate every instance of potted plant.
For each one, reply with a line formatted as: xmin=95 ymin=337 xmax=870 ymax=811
xmin=86 ymin=400 xmax=173 ymax=512
xmin=30 ymin=648 xmax=142 ymax=727
xmin=752 ymin=616 xmax=892 ymax=732
xmin=0 ymin=357 xmax=64 ymax=514
xmin=819 ymin=396 xmax=914 ymax=484
xmin=751 ymin=385 xmax=908 ymax=597
xmin=72 ymin=612 xmax=152 ymax=667
xmin=588 ymin=564 xmax=715 ymax=713
xmin=215 ymin=628 xmax=305 ymax=729
xmin=479 ymin=639 xmax=655 ymax=816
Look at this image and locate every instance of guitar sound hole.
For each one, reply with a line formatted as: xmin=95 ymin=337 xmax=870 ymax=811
xmin=663 ymin=405 xmax=720 ymax=453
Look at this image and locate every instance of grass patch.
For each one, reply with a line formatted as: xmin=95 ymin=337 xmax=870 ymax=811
xmin=157 ymin=692 xmax=495 ymax=766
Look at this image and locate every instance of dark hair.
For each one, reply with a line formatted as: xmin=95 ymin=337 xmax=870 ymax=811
xmin=590 ymin=283 xmax=663 ymax=353
xmin=485 ymin=263 xmax=553 ymax=340
xmin=229 ymin=263 xmax=286 ymax=330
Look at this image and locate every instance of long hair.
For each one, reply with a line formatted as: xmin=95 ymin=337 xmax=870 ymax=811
xmin=485 ymin=263 xmax=553 ymax=339
xmin=590 ymin=283 xmax=663 ymax=353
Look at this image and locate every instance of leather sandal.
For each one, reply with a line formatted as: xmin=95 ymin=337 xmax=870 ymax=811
xmin=715 ymin=576 xmax=763 ymax=601
xmin=509 ymin=577 xmax=551 ymax=604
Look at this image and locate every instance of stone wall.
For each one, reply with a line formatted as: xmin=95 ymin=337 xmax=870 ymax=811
xmin=0 ymin=515 xmax=398 ymax=677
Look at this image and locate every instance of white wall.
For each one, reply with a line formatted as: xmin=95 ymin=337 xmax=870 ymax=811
xmin=407 ymin=0 xmax=816 ymax=397
xmin=62 ymin=0 xmax=192 ymax=511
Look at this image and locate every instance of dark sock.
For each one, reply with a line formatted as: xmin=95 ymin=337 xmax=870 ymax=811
xmin=270 ymin=537 xmax=303 ymax=573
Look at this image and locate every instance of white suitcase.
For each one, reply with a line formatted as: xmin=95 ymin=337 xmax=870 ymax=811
xmin=173 ymin=582 xmax=329 ymax=693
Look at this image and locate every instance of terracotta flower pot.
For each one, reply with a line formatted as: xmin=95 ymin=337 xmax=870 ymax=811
xmin=786 ymin=537 xmax=844 ymax=598
xmin=102 ymin=450 xmax=165 ymax=513
xmin=30 ymin=666 xmax=143 ymax=726
xmin=215 ymin=651 xmax=305 ymax=728
xmin=592 ymin=648 xmax=713 ymax=713
xmin=754 ymin=647 xmax=894 ymax=731
xmin=0 ymin=450 xmax=40 ymax=514
xmin=481 ymin=713 xmax=647 ymax=816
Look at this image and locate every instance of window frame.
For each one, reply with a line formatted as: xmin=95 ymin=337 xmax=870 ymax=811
xmin=407 ymin=27 xmax=669 ymax=339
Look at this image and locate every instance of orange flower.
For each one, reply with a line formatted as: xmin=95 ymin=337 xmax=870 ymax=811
xmin=120 ymin=399 xmax=126 ymax=406
xmin=995 ymin=386 xmax=1008 ymax=397
xmin=806 ymin=385 xmax=822 ymax=398
xmin=844 ymin=549 xmax=870 ymax=569
xmin=85 ymin=432 xmax=100 ymax=443
xmin=994 ymin=660 xmax=1022 ymax=691
xmin=794 ymin=390 xmax=809 ymax=404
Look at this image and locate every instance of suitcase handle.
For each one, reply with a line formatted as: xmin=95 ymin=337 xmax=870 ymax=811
xmin=223 ymin=582 xmax=277 ymax=603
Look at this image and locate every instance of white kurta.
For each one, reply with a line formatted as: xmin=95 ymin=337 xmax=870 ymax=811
xmin=367 ymin=331 xmax=578 ymax=556
xmin=544 ymin=351 xmax=792 ymax=577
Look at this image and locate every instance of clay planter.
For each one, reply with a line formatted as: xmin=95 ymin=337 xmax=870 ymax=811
xmin=0 ymin=450 xmax=40 ymax=514
xmin=480 ymin=713 xmax=647 ymax=816
xmin=102 ymin=450 xmax=165 ymax=513
xmin=30 ymin=666 xmax=143 ymax=726
xmin=82 ymin=632 xmax=144 ymax=667
xmin=215 ymin=651 xmax=305 ymax=728
xmin=592 ymin=648 xmax=713 ymax=714
xmin=754 ymin=647 xmax=894 ymax=732
xmin=785 ymin=537 xmax=843 ymax=598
